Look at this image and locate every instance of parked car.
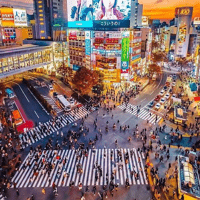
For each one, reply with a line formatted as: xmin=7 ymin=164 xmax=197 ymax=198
xmin=155 ymin=103 xmax=161 ymax=110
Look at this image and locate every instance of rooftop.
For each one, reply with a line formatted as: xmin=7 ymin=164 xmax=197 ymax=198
xmin=178 ymin=155 xmax=200 ymax=199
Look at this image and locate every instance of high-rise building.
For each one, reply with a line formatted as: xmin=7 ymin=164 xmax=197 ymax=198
xmin=34 ymin=0 xmax=52 ymax=39
xmin=174 ymin=7 xmax=193 ymax=58
xmin=130 ymin=0 xmax=143 ymax=27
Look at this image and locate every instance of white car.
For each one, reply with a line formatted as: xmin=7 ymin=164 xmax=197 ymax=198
xmin=165 ymin=93 xmax=170 ymax=99
xmin=172 ymin=94 xmax=177 ymax=98
xmin=160 ymin=98 xmax=166 ymax=104
xmin=159 ymin=90 xmax=165 ymax=96
xmin=49 ymin=84 xmax=53 ymax=90
xmin=155 ymin=103 xmax=161 ymax=110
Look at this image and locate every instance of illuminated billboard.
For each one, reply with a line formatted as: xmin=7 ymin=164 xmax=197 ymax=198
xmin=194 ymin=17 xmax=200 ymax=25
xmin=0 ymin=8 xmax=14 ymax=27
xmin=93 ymin=0 xmax=131 ymax=28
xmin=175 ymin=7 xmax=193 ymax=17
xmin=13 ymin=9 xmax=28 ymax=27
xmin=177 ymin=25 xmax=186 ymax=44
xmin=67 ymin=0 xmax=93 ymax=27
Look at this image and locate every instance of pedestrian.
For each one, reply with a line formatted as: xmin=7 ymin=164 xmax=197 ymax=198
xmin=42 ymin=187 xmax=46 ymax=194
xmin=16 ymin=189 xmax=19 ymax=196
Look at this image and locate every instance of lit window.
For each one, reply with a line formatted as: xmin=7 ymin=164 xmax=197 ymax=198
xmin=40 ymin=30 xmax=45 ymax=33
xmin=39 ymin=5 xmax=43 ymax=8
xmin=39 ymin=14 xmax=43 ymax=17
xmin=39 ymin=9 xmax=43 ymax=12
xmin=40 ymin=22 xmax=44 ymax=25
xmin=38 ymin=1 xmax=42 ymax=3
xmin=41 ymin=37 xmax=45 ymax=39
xmin=39 ymin=18 xmax=44 ymax=21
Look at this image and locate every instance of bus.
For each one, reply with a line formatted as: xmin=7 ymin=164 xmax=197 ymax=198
xmin=12 ymin=110 xmax=23 ymax=126
xmin=57 ymin=95 xmax=71 ymax=112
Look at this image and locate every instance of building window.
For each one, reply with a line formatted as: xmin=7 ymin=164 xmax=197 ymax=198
xmin=39 ymin=9 xmax=43 ymax=12
xmin=39 ymin=18 xmax=44 ymax=21
xmin=38 ymin=1 xmax=42 ymax=3
xmin=40 ymin=30 xmax=45 ymax=33
xmin=39 ymin=14 xmax=43 ymax=17
xmin=40 ymin=22 xmax=44 ymax=25
xmin=41 ymin=37 xmax=45 ymax=39
xmin=38 ymin=5 xmax=43 ymax=8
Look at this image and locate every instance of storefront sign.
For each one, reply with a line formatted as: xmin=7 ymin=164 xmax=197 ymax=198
xmin=13 ymin=9 xmax=27 ymax=27
xmin=194 ymin=17 xmax=200 ymax=25
xmin=142 ymin=16 xmax=149 ymax=26
xmin=121 ymin=61 xmax=129 ymax=70
xmin=0 ymin=8 xmax=14 ymax=27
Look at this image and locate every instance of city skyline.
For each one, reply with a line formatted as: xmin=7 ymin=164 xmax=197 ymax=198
xmin=0 ymin=0 xmax=200 ymax=20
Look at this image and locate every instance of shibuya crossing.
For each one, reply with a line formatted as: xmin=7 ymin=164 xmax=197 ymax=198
xmin=0 ymin=1 xmax=200 ymax=200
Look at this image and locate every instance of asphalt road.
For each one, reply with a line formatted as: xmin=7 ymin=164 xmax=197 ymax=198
xmin=12 ymin=81 xmax=50 ymax=123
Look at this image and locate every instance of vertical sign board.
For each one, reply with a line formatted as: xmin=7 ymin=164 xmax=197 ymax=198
xmin=121 ymin=37 xmax=130 ymax=72
xmin=85 ymin=31 xmax=91 ymax=55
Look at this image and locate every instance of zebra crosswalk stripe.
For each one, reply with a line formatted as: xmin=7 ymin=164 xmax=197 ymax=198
xmin=11 ymin=148 xmax=147 ymax=188
xmin=118 ymin=103 xmax=162 ymax=125
xmin=20 ymin=107 xmax=90 ymax=148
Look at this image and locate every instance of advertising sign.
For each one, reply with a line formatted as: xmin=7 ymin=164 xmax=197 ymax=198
xmin=142 ymin=16 xmax=148 ymax=26
xmin=13 ymin=9 xmax=27 ymax=27
xmin=194 ymin=17 xmax=200 ymax=25
xmin=121 ymin=38 xmax=130 ymax=61
xmin=67 ymin=0 xmax=93 ymax=27
xmin=0 ymin=8 xmax=14 ymax=27
xmin=175 ymin=7 xmax=193 ymax=17
xmin=177 ymin=25 xmax=187 ymax=44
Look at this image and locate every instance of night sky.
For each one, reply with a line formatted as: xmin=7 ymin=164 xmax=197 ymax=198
xmin=0 ymin=0 xmax=200 ymax=19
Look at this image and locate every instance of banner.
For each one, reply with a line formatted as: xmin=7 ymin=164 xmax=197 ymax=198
xmin=13 ymin=9 xmax=27 ymax=27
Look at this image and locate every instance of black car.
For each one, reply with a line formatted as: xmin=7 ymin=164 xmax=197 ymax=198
xmin=53 ymin=92 xmax=58 ymax=98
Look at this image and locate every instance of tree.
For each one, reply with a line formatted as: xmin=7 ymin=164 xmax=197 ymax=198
xmin=72 ymin=67 xmax=100 ymax=95
xmin=148 ymin=63 xmax=161 ymax=76
xmin=151 ymin=40 xmax=160 ymax=52
xmin=152 ymin=51 xmax=168 ymax=64
xmin=0 ymin=82 xmax=5 ymax=99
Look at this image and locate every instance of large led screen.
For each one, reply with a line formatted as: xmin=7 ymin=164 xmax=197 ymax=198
xmin=93 ymin=0 xmax=131 ymax=20
xmin=67 ymin=0 xmax=93 ymax=27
